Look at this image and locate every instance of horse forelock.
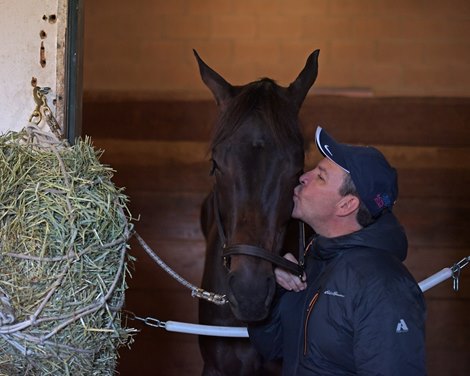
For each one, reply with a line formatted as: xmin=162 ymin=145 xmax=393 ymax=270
xmin=210 ymin=78 xmax=304 ymax=151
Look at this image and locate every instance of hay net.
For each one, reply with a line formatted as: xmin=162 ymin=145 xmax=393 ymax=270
xmin=0 ymin=124 xmax=135 ymax=375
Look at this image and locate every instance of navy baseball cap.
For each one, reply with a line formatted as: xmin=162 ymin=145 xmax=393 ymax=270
xmin=315 ymin=126 xmax=398 ymax=217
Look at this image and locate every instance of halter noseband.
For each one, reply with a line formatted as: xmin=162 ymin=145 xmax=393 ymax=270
xmin=213 ymin=189 xmax=305 ymax=278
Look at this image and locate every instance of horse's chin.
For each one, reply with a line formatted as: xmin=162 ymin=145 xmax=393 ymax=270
xmin=226 ymin=273 xmax=275 ymax=323
xmin=229 ymin=302 xmax=270 ymax=323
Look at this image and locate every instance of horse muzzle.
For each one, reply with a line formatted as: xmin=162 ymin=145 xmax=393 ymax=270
xmin=225 ymin=263 xmax=276 ymax=322
xmin=222 ymin=243 xmax=302 ymax=322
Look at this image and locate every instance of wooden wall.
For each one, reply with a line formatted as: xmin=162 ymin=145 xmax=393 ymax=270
xmin=82 ymin=95 xmax=470 ymax=376
xmin=83 ymin=0 xmax=470 ymax=97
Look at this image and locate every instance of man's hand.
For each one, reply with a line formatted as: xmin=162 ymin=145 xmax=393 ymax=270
xmin=274 ymin=253 xmax=307 ymax=292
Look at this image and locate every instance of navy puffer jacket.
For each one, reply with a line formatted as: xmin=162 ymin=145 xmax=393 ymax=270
xmin=248 ymin=211 xmax=426 ymax=375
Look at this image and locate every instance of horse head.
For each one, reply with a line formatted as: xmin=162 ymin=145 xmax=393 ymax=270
xmin=195 ymin=50 xmax=319 ymax=322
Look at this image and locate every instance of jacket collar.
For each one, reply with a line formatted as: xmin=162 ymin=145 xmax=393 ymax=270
xmin=308 ymin=211 xmax=408 ymax=262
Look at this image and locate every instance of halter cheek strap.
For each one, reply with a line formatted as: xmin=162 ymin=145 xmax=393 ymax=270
xmin=223 ymin=244 xmax=304 ymax=277
xmin=213 ymin=189 xmax=305 ymax=278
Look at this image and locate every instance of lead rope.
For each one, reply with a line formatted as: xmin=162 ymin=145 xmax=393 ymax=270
xmin=130 ymin=232 xmax=249 ymax=337
xmin=134 ymin=232 xmax=228 ymax=305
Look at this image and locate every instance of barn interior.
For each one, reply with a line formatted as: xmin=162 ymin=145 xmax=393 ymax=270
xmin=81 ymin=1 xmax=470 ymax=375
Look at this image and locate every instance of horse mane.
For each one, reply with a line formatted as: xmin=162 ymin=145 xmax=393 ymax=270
xmin=210 ymin=78 xmax=304 ymax=150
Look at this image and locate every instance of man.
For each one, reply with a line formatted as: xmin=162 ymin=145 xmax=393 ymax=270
xmin=248 ymin=127 xmax=426 ymax=375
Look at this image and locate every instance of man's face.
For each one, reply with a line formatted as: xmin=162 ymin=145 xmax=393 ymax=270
xmin=292 ymin=157 xmax=347 ymax=229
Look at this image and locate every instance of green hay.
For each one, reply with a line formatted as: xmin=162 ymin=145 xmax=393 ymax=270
xmin=0 ymin=127 xmax=135 ymax=375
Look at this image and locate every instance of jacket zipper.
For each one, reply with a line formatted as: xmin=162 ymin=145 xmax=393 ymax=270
xmin=303 ymin=291 xmax=319 ymax=356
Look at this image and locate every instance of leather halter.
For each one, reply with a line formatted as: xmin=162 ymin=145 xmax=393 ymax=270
xmin=213 ymin=189 xmax=305 ymax=278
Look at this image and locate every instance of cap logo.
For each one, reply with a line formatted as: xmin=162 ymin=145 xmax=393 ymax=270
xmin=374 ymin=193 xmax=392 ymax=210
xmin=374 ymin=194 xmax=385 ymax=209
xmin=324 ymin=144 xmax=333 ymax=156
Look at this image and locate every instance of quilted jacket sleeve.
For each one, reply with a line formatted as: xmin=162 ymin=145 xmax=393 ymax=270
xmin=247 ymin=291 xmax=284 ymax=361
xmin=353 ymin=279 xmax=427 ymax=376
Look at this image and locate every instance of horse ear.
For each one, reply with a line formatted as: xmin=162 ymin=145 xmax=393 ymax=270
xmin=288 ymin=49 xmax=320 ymax=110
xmin=194 ymin=49 xmax=233 ymax=107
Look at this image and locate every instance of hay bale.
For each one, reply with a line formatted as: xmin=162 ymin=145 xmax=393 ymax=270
xmin=0 ymin=126 xmax=135 ymax=375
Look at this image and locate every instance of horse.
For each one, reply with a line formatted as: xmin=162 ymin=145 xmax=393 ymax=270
xmin=194 ymin=49 xmax=319 ymax=376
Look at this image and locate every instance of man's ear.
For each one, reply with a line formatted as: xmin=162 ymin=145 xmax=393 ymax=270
xmin=336 ymin=195 xmax=360 ymax=217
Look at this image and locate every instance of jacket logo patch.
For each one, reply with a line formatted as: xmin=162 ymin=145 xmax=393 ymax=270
xmin=396 ymin=319 xmax=409 ymax=333
xmin=323 ymin=290 xmax=345 ymax=298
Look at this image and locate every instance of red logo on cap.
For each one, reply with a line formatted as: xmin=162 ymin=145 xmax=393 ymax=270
xmin=374 ymin=194 xmax=385 ymax=209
